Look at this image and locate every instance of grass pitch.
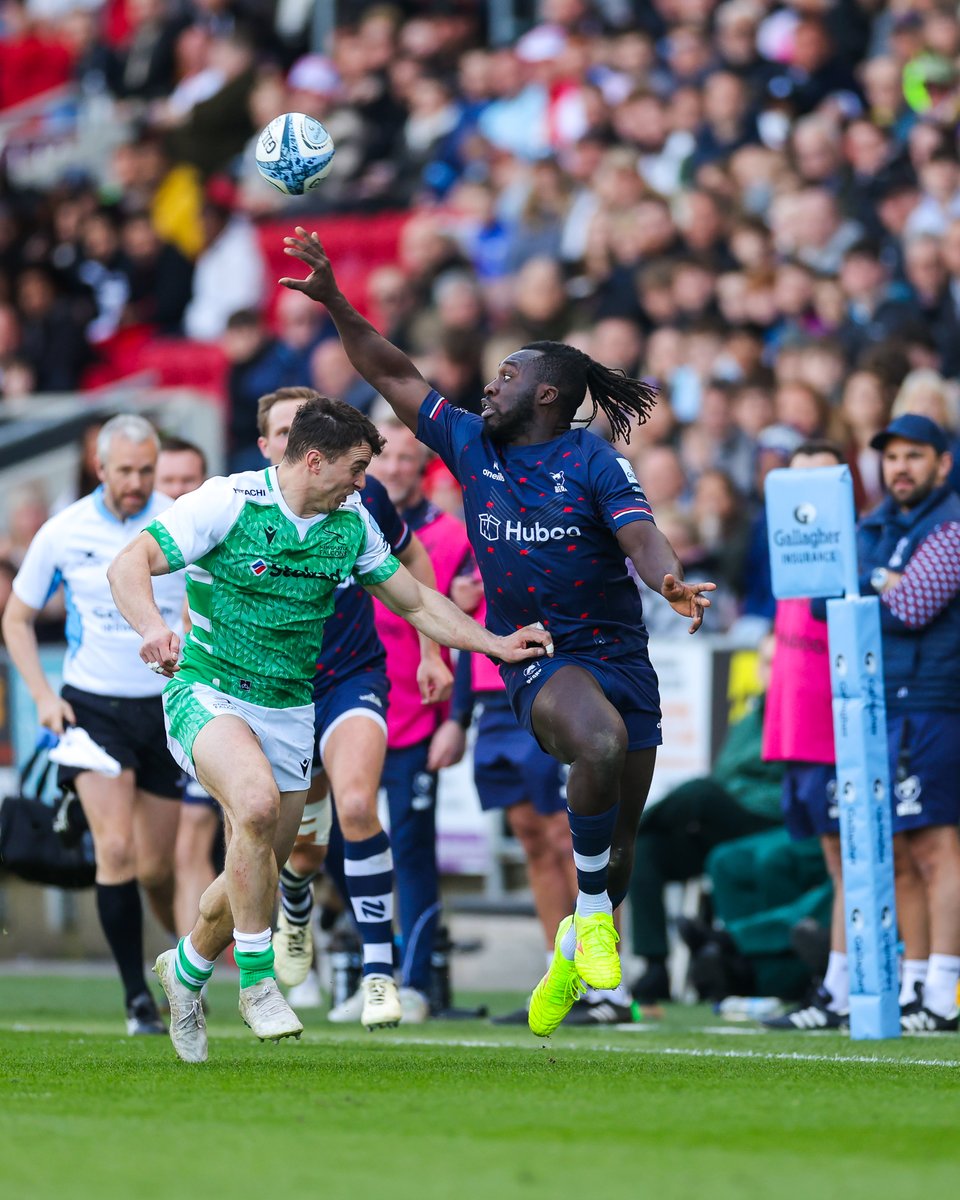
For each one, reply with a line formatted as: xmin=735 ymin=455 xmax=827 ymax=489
xmin=2 ymin=973 xmax=959 ymax=1200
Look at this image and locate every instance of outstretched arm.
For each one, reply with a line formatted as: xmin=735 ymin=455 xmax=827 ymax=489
xmin=280 ymin=227 xmax=430 ymax=431
xmin=107 ymin=533 xmax=181 ymax=675
xmin=618 ymin=520 xmax=716 ymax=634
xmin=366 ymin=562 xmax=553 ymax=662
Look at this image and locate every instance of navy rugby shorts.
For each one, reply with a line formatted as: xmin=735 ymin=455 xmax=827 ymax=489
xmin=473 ymin=694 xmax=568 ymax=814
xmin=500 ymin=651 xmax=662 ymax=755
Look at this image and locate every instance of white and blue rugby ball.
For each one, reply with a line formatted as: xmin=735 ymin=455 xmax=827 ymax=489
xmin=255 ymin=112 xmax=335 ymax=196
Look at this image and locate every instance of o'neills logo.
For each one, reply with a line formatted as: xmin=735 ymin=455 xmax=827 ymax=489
xmin=479 ymin=514 xmax=581 ymax=543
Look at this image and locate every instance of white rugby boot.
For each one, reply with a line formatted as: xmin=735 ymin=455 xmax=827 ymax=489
xmin=327 ymin=984 xmax=365 ymax=1023
xmin=361 ymin=974 xmax=402 ymax=1030
xmin=273 ymin=911 xmax=314 ymax=987
xmin=287 ymin=968 xmax=323 ymax=1008
xmin=398 ymin=987 xmax=430 ymax=1024
xmin=153 ymin=949 xmax=208 ymax=1063
xmin=239 ymin=977 xmax=304 ymax=1043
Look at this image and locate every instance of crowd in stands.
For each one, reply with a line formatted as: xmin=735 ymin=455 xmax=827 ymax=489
xmin=4 ymin=0 xmax=960 ymax=634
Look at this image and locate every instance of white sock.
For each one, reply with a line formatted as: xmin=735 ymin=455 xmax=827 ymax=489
xmin=575 ymin=890 xmax=613 ymax=918
xmin=559 ymin=917 xmax=577 ymax=961
xmin=182 ymin=933 xmax=216 ymax=973
xmin=922 ymin=953 xmax=960 ymax=1018
xmin=587 ymin=983 xmax=631 ymax=1006
xmin=233 ymin=927 xmax=272 ymax=955
xmin=899 ymin=958 xmax=928 ymax=1007
xmin=822 ymin=951 xmax=849 ymax=1012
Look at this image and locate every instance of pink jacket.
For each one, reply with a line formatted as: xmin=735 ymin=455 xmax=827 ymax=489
xmin=374 ymin=509 xmax=472 ymax=749
xmin=762 ymin=598 xmax=835 ymax=764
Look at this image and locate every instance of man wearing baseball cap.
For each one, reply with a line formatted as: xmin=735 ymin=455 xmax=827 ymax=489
xmin=859 ymin=412 xmax=960 ymax=1032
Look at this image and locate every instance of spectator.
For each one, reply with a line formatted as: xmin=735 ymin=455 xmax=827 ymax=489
xmin=850 ymin=415 xmax=960 ymax=1032
xmin=120 ymin=211 xmax=193 ymax=334
xmin=840 ymin=370 xmax=893 ymax=511
xmin=836 ymin=240 xmax=919 ymax=364
xmin=74 ymin=208 xmax=131 ymax=345
xmin=182 ymin=178 xmax=266 ymax=341
xmin=15 ymin=265 xmax=90 ymax=392
xmin=223 ymin=308 xmax=303 ymax=471
xmin=681 ymin=828 xmax=832 ymax=1003
xmin=690 ymin=71 xmax=760 ymax=171
xmin=162 ymin=29 xmax=257 ymax=174
xmin=308 ymin=338 xmax=377 ymax=416
xmin=107 ymin=0 xmax=184 ymax=102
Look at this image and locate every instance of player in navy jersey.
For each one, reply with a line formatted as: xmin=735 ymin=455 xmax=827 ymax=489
xmin=256 ymin=388 xmax=453 ymax=1029
xmin=281 ymin=228 xmax=716 ymax=1036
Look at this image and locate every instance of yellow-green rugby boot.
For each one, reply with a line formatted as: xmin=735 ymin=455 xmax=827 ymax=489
xmin=528 ymin=916 xmax=585 ymax=1037
xmin=574 ymin=912 xmax=621 ymax=989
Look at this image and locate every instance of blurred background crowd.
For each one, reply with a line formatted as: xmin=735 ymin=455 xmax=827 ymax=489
xmin=4 ymin=0 xmax=960 ymax=636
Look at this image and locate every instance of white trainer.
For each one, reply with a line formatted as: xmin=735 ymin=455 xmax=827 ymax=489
xmin=361 ymin=974 xmax=402 ymax=1030
xmin=287 ymin=969 xmax=323 ymax=1009
xmin=239 ymin=977 xmax=304 ymax=1042
xmin=327 ymin=984 xmax=364 ymax=1023
xmin=399 ymin=987 xmax=430 ymax=1024
xmin=153 ymin=949 xmax=207 ymax=1064
xmin=273 ymin=911 xmax=314 ymax=987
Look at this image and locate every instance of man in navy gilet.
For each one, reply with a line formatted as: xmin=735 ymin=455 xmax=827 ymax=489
xmin=861 ymin=414 xmax=960 ymax=1034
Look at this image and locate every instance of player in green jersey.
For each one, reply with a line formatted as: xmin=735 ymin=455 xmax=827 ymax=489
xmin=108 ymin=396 xmax=552 ymax=1063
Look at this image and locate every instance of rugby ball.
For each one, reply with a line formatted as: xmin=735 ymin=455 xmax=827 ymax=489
xmin=255 ymin=112 xmax=335 ymax=196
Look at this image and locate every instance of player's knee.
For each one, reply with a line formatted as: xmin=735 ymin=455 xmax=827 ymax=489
xmin=515 ymin=822 xmax=550 ymax=862
xmin=336 ymin=790 xmax=378 ymax=839
xmin=94 ymin=835 xmax=135 ymax=879
xmin=174 ymin=836 xmax=208 ymax=874
xmin=139 ymin=861 xmax=173 ymax=893
xmin=290 ymin=842 xmax=326 ymax=874
xmin=544 ymin=815 xmax=572 ymax=858
xmin=237 ymin=787 xmax=281 ymax=840
xmin=577 ymin=725 xmax=627 ymax=774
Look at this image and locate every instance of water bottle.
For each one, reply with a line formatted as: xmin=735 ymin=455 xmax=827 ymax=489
xmin=716 ymin=996 xmax=782 ymax=1021
xmin=428 ymin=925 xmax=453 ymax=1015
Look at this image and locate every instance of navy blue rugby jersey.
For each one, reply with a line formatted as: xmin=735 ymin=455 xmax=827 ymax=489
xmin=417 ymin=390 xmax=654 ymax=659
xmin=312 ymin=474 xmax=411 ymax=698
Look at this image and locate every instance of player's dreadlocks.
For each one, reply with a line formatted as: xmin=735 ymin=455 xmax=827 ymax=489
xmin=522 ymin=341 xmax=657 ymax=444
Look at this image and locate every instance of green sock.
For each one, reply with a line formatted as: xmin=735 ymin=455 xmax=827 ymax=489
xmin=235 ymin=946 xmax=275 ymax=989
xmin=175 ymin=936 xmax=215 ymax=993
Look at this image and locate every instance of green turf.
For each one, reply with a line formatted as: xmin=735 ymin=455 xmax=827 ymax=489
xmin=2 ymin=973 xmax=959 ymax=1200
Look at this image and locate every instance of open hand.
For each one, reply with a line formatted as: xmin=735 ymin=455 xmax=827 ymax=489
xmin=662 ymin=574 xmax=716 ymax=634
xmin=279 ymin=227 xmax=338 ymax=304
xmin=140 ymin=624 xmax=181 ymax=678
xmin=492 ymin=622 xmax=555 ymax=663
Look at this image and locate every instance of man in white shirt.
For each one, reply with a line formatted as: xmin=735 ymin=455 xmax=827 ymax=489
xmin=2 ymin=415 xmax=186 ymax=1036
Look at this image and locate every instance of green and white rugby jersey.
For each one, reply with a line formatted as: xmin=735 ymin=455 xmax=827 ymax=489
xmin=145 ymin=467 xmax=400 ymax=709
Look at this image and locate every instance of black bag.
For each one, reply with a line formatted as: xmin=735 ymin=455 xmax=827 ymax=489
xmin=0 ymin=747 xmax=96 ymax=889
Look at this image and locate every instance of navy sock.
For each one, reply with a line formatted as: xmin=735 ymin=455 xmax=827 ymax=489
xmin=343 ymin=830 xmax=395 ymax=977
xmin=279 ymin=864 xmax=317 ymax=926
xmin=567 ymin=805 xmax=620 ymax=917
